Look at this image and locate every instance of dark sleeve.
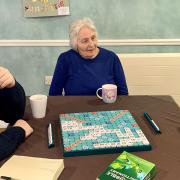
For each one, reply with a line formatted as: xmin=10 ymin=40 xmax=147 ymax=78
xmin=0 ymin=127 xmax=25 ymax=161
xmin=49 ymin=54 xmax=68 ymax=96
xmin=113 ymin=55 xmax=129 ymax=95
xmin=0 ymin=81 xmax=26 ymax=125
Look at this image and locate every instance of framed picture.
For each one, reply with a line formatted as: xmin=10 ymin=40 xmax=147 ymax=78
xmin=23 ymin=0 xmax=70 ymax=17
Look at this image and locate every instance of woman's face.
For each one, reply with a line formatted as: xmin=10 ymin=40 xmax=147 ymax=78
xmin=77 ymin=27 xmax=98 ymax=59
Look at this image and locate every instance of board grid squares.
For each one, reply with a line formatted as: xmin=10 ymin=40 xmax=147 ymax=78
xmin=59 ymin=110 xmax=151 ymax=157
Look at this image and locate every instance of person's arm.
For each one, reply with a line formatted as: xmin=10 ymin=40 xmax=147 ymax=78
xmin=49 ymin=54 xmax=68 ymax=96
xmin=0 ymin=127 xmax=25 ymax=161
xmin=0 ymin=67 xmax=26 ymax=124
xmin=113 ymin=55 xmax=129 ymax=95
xmin=0 ymin=120 xmax=33 ymax=161
xmin=1 ymin=81 xmax=26 ymax=124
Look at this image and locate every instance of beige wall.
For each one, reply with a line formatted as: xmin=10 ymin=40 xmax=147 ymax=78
xmin=119 ymin=53 xmax=180 ymax=107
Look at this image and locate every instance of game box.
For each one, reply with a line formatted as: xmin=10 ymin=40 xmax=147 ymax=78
xmin=97 ymin=151 xmax=156 ymax=180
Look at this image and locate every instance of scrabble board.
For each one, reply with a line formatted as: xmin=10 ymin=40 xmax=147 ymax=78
xmin=59 ymin=110 xmax=151 ymax=157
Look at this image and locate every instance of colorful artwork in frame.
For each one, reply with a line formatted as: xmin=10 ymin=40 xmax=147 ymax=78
xmin=23 ymin=0 xmax=70 ymax=17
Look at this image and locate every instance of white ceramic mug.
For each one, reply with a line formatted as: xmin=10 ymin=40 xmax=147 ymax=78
xmin=29 ymin=94 xmax=47 ymax=118
xmin=96 ymin=84 xmax=117 ymax=103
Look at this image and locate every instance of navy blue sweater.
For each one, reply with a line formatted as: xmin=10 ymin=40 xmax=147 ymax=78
xmin=49 ymin=48 xmax=128 ymax=96
xmin=0 ymin=127 xmax=25 ymax=161
xmin=0 ymin=81 xmax=26 ymax=125
xmin=0 ymin=81 xmax=26 ymax=161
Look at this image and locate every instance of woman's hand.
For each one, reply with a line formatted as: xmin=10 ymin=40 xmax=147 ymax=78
xmin=13 ymin=119 xmax=33 ymax=138
xmin=0 ymin=66 xmax=15 ymax=89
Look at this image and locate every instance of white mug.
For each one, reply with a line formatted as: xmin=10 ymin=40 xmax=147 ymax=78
xmin=29 ymin=94 xmax=47 ymax=118
xmin=96 ymin=84 xmax=117 ymax=103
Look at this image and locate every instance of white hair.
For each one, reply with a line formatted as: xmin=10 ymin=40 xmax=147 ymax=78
xmin=69 ymin=18 xmax=98 ymax=51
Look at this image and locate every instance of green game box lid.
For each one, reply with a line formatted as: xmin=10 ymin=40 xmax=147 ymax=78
xmin=97 ymin=151 xmax=156 ymax=180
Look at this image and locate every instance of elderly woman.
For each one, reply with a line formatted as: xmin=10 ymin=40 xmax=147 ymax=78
xmin=49 ymin=18 xmax=128 ymax=96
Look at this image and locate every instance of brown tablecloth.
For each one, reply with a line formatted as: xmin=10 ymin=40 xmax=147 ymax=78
xmin=1 ymin=96 xmax=180 ymax=180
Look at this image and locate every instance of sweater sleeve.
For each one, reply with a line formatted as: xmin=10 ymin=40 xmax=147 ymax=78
xmin=0 ymin=81 xmax=26 ymax=125
xmin=0 ymin=127 xmax=25 ymax=161
xmin=49 ymin=54 xmax=68 ymax=96
xmin=113 ymin=55 xmax=129 ymax=95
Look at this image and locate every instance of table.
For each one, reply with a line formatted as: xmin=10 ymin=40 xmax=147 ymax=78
xmin=1 ymin=96 xmax=180 ymax=180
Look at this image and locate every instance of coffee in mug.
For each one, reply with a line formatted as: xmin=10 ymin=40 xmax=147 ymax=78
xmin=96 ymin=84 xmax=117 ymax=103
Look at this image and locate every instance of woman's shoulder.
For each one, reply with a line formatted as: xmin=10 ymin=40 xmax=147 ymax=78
xmin=59 ymin=49 xmax=75 ymax=57
xmin=99 ymin=47 xmax=116 ymax=56
xmin=99 ymin=47 xmax=118 ymax=58
xmin=57 ymin=49 xmax=78 ymax=62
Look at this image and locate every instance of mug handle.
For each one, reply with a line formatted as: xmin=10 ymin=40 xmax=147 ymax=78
xmin=96 ymin=88 xmax=103 ymax=99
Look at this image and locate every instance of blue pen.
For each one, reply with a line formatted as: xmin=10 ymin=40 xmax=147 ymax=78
xmin=144 ymin=112 xmax=161 ymax=133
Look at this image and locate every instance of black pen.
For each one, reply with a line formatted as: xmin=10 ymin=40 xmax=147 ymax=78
xmin=0 ymin=176 xmax=11 ymax=180
xmin=144 ymin=112 xmax=161 ymax=133
xmin=0 ymin=176 xmax=17 ymax=180
xmin=48 ymin=123 xmax=55 ymax=148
